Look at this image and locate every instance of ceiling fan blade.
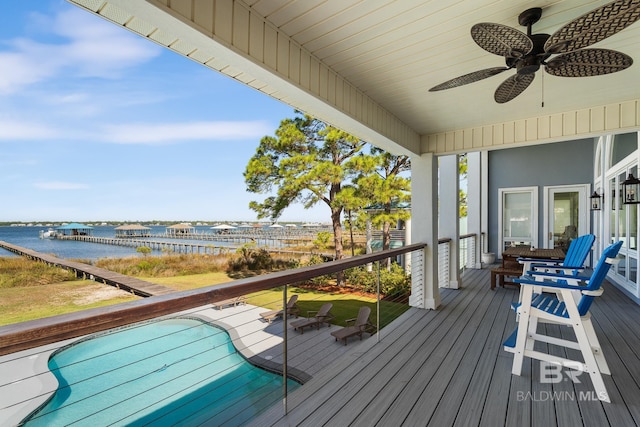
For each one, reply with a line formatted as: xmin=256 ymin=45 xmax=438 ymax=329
xmin=545 ymin=0 xmax=640 ymax=54
xmin=545 ymin=48 xmax=633 ymax=77
xmin=494 ymin=73 xmax=535 ymax=103
xmin=429 ymin=67 xmax=510 ymax=91
xmin=471 ymin=23 xmax=533 ymax=57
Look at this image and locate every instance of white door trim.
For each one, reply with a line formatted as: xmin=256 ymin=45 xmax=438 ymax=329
xmin=498 ymin=186 xmax=538 ymax=251
xmin=542 ymin=184 xmax=590 ymax=249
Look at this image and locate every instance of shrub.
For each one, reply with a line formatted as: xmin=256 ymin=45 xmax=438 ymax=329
xmin=136 ymin=246 xmax=152 ymax=256
xmin=344 ymin=263 xmax=411 ymax=298
xmin=303 ymin=254 xmax=333 ymax=285
xmin=228 ymin=243 xmax=274 ymax=271
xmin=313 ymin=231 xmax=332 ymax=249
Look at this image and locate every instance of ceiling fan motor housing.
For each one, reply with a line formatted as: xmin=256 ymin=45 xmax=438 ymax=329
xmin=515 ymin=33 xmax=550 ymax=75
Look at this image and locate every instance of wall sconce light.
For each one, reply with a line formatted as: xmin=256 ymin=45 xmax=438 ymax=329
xmin=590 ymin=190 xmax=602 ymax=210
xmin=622 ymin=173 xmax=640 ymax=205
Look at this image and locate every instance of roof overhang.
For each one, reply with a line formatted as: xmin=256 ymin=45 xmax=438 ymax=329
xmin=67 ymin=0 xmax=640 ymax=156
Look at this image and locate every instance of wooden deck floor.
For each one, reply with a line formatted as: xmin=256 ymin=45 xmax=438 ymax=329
xmin=250 ymin=267 xmax=640 ymax=427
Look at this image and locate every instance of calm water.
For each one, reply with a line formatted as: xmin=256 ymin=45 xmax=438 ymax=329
xmin=0 ymin=225 xmax=235 ymax=260
xmin=22 ymin=318 xmax=298 ymax=426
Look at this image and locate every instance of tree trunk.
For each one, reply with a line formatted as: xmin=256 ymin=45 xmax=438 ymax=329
xmin=331 ymin=206 xmax=345 ymax=285
xmin=382 ymin=205 xmax=392 ymax=270
xmin=347 ymin=209 xmax=355 ymax=256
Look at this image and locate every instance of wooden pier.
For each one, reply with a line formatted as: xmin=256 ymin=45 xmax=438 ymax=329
xmin=59 ymin=235 xmax=327 ymax=259
xmin=0 ymin=241 xmax=174 ymax=297
xmin=58 ymin=235 xmax=235 ymax=255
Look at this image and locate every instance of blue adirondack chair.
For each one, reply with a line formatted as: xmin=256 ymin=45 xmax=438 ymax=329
xmin=517 ymin=233 xmax=595 ymax=274
xmin=504 ymin=241 xmax=622 ymax=403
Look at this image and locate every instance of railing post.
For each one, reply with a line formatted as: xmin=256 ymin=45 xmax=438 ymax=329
xmin=282 ymin=284 xmax=288 ymax=414
xmin=376 ymin=260 xmax=381 ymax=343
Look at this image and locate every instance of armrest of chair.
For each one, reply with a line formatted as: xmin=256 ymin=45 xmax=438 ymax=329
xmin=344 ymin=317 xmax=357 ymax=326
xmin=529 ymin=262 xmax=583 ymax=269
xmin=306 ymin=310 xmax=319 ymax=317
xmin=524 ymin=269 xmax=589 ymax=281
xmin=517 ymin=257 xmax=563 ymax=265
xmin=320 ymin=313 xmax=335 ymax=322
xmin=515 ymin=273 xmax=588 ymax=290
xmin=529 ymin=264 xmax=586 ymax=274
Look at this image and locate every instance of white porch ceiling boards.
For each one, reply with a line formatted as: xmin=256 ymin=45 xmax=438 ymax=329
xmin=68 ymin=0 xmax=640 ymax=156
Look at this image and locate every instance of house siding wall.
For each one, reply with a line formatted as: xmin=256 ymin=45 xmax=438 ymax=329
xmin=487 ymin=138 xmax=595 ymax=256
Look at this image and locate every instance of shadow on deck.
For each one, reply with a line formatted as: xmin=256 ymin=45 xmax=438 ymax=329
xmin=250 ymin=268 xmax=640 ymax=426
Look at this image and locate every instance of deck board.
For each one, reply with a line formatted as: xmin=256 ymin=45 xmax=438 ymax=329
xmin=249 ymin=267 xmax=640 ymax=427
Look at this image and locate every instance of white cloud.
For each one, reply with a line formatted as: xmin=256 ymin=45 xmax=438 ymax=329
xmin=0 ymin=8 xmax=161 ymax=94
xmin=0 ymin=119 xmax=59 ymax=140
xmin=101 ymin=121 xmax=273 ymax=144
xmin=34 ymin=181 xmax=90 ymax=190
xmin=54 ymin=9 xmax=161 ymax=78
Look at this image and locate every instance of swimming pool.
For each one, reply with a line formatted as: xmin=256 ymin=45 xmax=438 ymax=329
xmin=22 ymin=318 xmax=298 ymax=426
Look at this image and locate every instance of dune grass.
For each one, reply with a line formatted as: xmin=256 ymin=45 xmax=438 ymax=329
xmin=0 ymin=257 xmax=77 ymax=288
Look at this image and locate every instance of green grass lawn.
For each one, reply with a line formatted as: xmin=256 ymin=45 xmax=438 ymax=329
xmin=141 ymin=272 xmax=232 ymax=291
xmin=246 ymin=286 xmax=409 ymax=329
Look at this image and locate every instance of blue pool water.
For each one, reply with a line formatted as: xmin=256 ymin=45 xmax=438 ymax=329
xmin=22 ymin=318 xmax=298 ymax=426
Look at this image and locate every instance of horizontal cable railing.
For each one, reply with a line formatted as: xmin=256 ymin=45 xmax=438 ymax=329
xmin=459 ymin=233 xmax=477 ymax=271
xmin=0 ymin=244 xmax=425 ymax=426
xmin=437 ymin=238 xmax=451 ymax=288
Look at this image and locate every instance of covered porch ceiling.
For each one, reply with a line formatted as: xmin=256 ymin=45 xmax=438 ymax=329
xmin=68 ymin=0 xmax=640 ymax=156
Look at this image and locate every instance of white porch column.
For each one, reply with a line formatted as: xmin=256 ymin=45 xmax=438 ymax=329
xmin=467 ymin=152 xmax=483 ymax=268
xmin=440 ymin=155 xmax=460 ymax=288
xmin=403 ymin=217 xmax=412 ymax=273
xmin=481 ymin=151 xmax=490 ymax=255
xmin=410 ymin=153 xmax=440 ymax=309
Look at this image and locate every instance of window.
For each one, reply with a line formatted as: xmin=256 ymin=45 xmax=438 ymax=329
xmin=498 ymin=187 xmax=538 ymax=251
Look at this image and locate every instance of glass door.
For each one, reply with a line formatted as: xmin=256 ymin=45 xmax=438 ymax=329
xmin=543 ymin=185 xmax=589 ymax=251
xmin=609 ymin=167 xmax=638 ymax=286
xmin=498 ymin=187 xmax=538 ymax=251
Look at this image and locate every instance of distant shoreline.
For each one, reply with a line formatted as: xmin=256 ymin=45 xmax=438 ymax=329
xmin=0 ymin=220 xmax=329 ymax=227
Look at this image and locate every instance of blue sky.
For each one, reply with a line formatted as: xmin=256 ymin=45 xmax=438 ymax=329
xmin=0 ymin=1 xmax=327 ymax=223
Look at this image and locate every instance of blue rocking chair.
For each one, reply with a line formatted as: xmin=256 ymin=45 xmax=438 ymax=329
xmin=504 ymin=241 xmax=622 ymax=403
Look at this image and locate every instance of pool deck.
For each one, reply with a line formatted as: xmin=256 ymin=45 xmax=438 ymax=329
xmin=0 ymin=302 xmax=364 ymax=425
